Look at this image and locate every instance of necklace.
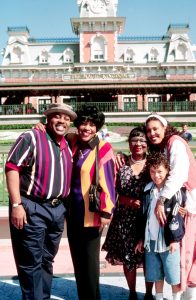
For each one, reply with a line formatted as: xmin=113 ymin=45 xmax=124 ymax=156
xmin=78 ymin=148 xmax=90 ymax=159
xmin=130 ymin=155 xmax=146 ymax=165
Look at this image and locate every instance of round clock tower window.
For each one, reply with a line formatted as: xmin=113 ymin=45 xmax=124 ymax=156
xmin=90 ymin=0 xmax=106 ymax=14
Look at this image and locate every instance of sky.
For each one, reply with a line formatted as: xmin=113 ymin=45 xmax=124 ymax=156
xmin=0 ymin=0 xmax=196 ymax=56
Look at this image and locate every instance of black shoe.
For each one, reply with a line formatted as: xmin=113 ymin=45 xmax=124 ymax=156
xmin=144 ymin=292 xmax=154 ymax=300
xmin=129 ymin=291 xmax=138 ymax=300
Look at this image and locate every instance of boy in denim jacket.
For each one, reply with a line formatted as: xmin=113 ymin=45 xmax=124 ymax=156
xmin=137 ymin=152 xmax=186 ymax=300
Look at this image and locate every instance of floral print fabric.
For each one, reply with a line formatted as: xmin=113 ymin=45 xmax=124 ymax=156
xmin=102 ymin=156 xmax=149 ymax=271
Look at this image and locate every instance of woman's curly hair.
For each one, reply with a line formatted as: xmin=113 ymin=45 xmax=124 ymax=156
xmin=74 ymin=104 xmax=105 ymax=131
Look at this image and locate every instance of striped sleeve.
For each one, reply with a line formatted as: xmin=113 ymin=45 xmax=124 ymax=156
xmin=6 ymin=131 xmax=35 ymax=168
xmin=98 ymin=141 xmax=116 ymax=216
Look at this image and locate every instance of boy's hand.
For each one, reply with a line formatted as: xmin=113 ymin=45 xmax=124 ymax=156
xmin=169 ymin=241 xmax=179 ymax=253
xmin=178 ymin=206 xmax=187 ymax=217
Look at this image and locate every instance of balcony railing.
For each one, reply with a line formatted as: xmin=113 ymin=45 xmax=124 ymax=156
xmin=39 ymin=101 xmax=196 ymax=113
xmin=147 ymin=101 xmax=196 ymax=112
xmin=0 ymin=104 xmax=36 ymax=115
xmin=0 ymin=101 xmax=196 ymax=116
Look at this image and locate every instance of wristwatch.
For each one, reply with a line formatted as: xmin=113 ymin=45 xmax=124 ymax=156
xmin=159 ymin=196 xmax=166 ymax=205
xmin=12 ymin=203 xmax=22 ymax=208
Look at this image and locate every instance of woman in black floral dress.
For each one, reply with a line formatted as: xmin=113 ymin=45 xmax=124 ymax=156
xmin=102 ymin=127 xmax=153 ymax=300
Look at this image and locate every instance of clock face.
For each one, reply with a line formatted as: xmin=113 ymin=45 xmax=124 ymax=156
xmin=89 ymin=0 xmax=106 ymax=14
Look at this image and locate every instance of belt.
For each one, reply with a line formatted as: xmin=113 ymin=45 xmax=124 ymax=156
xmin=47 ymin=198 xmax=62 ymax=207
xmin=21 ymin=194 xmax=63 ymax=207
xmin=118 ymin=195 xmax=137 ymax=207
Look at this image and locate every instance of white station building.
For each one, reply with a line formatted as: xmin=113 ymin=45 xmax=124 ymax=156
xmin=0 ymin=0 xmax=196 ymax=114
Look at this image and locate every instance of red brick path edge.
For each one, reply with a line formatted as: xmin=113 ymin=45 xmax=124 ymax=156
xmin=0 ymin=237 xmax=129 ymax=278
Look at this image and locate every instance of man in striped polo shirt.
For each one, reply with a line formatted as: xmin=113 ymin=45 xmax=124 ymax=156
xmin=5 ymin=103 xmax=77 ymax=300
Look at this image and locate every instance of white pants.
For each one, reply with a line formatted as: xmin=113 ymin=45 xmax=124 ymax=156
xmin=182 ymin=287 xmax=196 ymax=300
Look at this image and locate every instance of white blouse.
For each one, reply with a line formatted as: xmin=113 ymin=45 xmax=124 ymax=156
xmin=161 ymin=139 xmax=196 ymax=213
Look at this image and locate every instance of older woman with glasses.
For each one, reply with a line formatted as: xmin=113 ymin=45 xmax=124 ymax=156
xmin=102 ymin=126 xmax=153 ymax=300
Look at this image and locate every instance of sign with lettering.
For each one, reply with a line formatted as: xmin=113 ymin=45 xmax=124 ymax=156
xmin=62 ymin=73 xmax=136 ymax=81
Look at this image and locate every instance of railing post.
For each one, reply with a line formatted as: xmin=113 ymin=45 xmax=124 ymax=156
xmin=23 ymin=104 xmax=26 ymax=114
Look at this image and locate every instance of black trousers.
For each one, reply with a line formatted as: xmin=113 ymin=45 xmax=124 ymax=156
xmin=67 ymin=223 xmax=102 ymax=300
xmin=9 ymin=197 xmax=65 ymax=300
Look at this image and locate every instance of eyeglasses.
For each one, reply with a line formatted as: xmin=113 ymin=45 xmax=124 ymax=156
xmin=130 ymin=138 xmax=147 ymax=145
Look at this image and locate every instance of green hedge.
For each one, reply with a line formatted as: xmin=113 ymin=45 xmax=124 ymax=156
xmin=0 ymin=122 xmax=195 ymax=130
xmin=106 ymin=122 xmax=196 ymax=127
xmin=0 ymin=124 xmax=33 ymax=130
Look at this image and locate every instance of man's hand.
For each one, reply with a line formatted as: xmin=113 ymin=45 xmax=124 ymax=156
xmin=155 ymin=199 xmax=167 ymax=226
xmin=11 ymin=205 xmax=27 ymax=229
xmin=6 ymin=170 xmax=28 ymax=229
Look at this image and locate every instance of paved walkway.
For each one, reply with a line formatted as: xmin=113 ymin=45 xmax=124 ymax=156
xmin=0 ymin=275 xmax=145 ymax=300
xmin=0 ymin=237 xmax=173 ymax=300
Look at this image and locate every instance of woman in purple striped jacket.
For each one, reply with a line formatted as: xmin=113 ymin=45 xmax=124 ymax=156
xmin=66 ymin=104 xmax=116 ymax=300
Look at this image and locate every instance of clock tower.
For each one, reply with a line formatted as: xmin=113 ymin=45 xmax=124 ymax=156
xmin=72 ymin=0 xmax=125 ymax=63
xmin=77 ymin=0 xmax=118 ymax=17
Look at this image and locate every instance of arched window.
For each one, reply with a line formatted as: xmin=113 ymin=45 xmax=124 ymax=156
xmin=39 ymin=50 xmax=49 ymax=64
xmin=176 ymin=42 xmax=187 ymax=60
xmin=148 ymin=48 xmax=159 ymax=62
xmin=124 ymin=48 xmax=135 ymax=62
xmin=10 ymin=45 xmax=23 ymax=63
xmin=63 ymin=48 xmax=74 ymax=63
xmin=91 ymin=35 xmax=106 ymax=61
